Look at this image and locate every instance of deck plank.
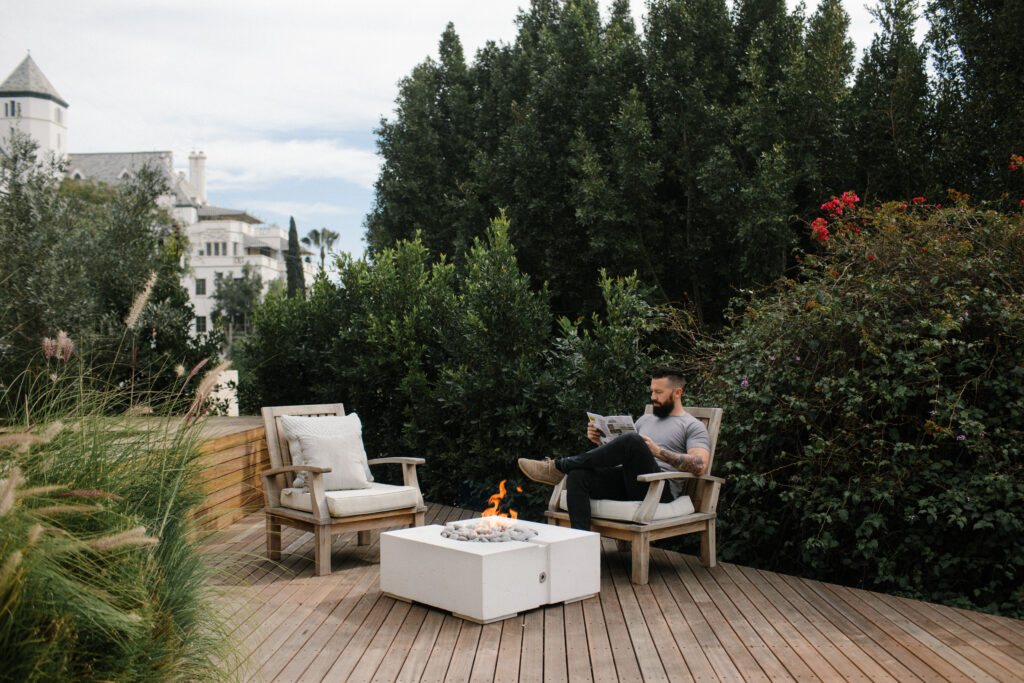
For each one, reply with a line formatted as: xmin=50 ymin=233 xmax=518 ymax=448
xmin=662 ymin=551 xmax=758 ymax=682
xmin=781 ymin=573 xmax=926 ymax=681
xmin=519 ymin=607 xmax=545 ymax=681
xmin=720 ymin=563 xmax=852 ymax=681
xmin=563 ymin=600 xmax=594 ymax=683
xmin=418 ymin=614 xmax=463 ymax=682
xmin=469 ymin=621 xmax=503 ymax=682
xmin=697 ymin=556 xmax=818 ymax=681
xmin=646 ymin=555 xmax=716 ymax=682
xmin=581 ymin=594 xmax=618 ymax=683
xmin=596 ymin=543 xmax=643 ymax=680
xmin=681 ymin=554 xmax=793 ymax=681
xmin=494 ymin=615 xmax=525 ymax=683
xmin=202 ymin=507 xmax=1024 ymax=682
xmin=542 ymin=605 xmax=569 ymax=683
xmin=874 ymin=591 xmax=1024 ymax=680
xmin=395 ymin=608 xmax=446 ymax=682
xmin=443 ymin=618 xmax=482 ymax=682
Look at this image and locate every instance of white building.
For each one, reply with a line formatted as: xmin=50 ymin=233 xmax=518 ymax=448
xmin=0 ymin=54 xmax=67 ymax=160
xmin=1 ymin=54 xmax=314 ymax=337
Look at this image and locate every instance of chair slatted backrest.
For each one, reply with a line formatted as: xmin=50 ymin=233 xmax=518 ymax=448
xmin=644 ymin=404 xmax=724 ymax=496
xmin=261 ymin=403 xmax=345 ymax=488
xmin=682 ymin=406 xmax=723 ymax=474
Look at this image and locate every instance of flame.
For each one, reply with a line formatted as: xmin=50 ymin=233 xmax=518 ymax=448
xmin=481 ymin=479 xmax=522 ymax=519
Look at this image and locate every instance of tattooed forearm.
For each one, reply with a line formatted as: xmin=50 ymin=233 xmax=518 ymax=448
xmin=660 ymin=449 xmax=705 ymax=475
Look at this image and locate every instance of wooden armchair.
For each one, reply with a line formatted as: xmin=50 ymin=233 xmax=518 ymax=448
xmin=545 ymin=406 xmax=724 ymax=585
xmin=261 ymin=403 xmax=426 ymax=575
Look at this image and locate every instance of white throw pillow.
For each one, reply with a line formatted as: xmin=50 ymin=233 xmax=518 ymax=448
xmin=278 ymin=413 xmax=374 ymax=488
xmin=296 ymin=432 xmax=371 ymax=490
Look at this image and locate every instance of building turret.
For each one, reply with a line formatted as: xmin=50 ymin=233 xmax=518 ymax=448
xmin=0 ymin=54 xmax=69 ymax=159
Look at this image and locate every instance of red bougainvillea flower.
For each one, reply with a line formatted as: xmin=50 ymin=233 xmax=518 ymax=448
xmin=820 ymin=191 xmax=860 ymax=217
xmin=1010 ymin=154 xmax=1024 ymax=171
xmin=912 ymin=196 xmax=926 ymax=204
xmin=901 ymin=204 xmax=908 ymax=209
xmin=867 ymin=255 xmax=876 ymax=261
xmin=810 ymin=217 xmax=829 ymax=241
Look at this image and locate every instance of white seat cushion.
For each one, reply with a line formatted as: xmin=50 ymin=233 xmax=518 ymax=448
xmin=558 ymin=491 xmax=694 ymax=522
xmin=281 ymin=482 xmax=421 ymax=517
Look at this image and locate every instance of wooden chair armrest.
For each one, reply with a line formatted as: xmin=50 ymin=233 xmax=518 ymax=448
xmin=635 ymin=473 xmax=725 ymax=520
xmin=261 ymin=464 xmax=331 ymax=479
xmin=636 ymin=471 xmax=725 ymax=484
xmin=547 ymin=475 xmax=568 ymax=513
xmin=367 ymin=457 xmax=426 ymax=466
xmin=261 ymin=465 xmax=332 ymax=511
xmin=693 ymin=477 xmax=723 ymax=514
xmin=367 ymin=457 xmax=425 ymax=505
xmin=636 ymin=471 xmax=695 ymax=482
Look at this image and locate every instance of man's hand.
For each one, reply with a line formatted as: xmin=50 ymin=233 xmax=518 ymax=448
xmin=640 ymin=434 xmax=661 ymax=459
xmin=586 ymin=423 xmax=603 ymax=445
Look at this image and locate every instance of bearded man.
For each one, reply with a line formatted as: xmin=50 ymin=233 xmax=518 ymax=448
xmin=517 ymin=367 xmax=710 ymax=530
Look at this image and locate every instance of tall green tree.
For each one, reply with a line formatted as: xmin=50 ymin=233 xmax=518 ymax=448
xmin=926 ymin=0 xmax=1024 ymax=199
xmin=644 ymin=0 xmax=737 ymax=320
xmin=786 ymin=0 xmax=856 ymax=204
xmin=850 ymin=0 xmax=930 ymax=202
xmin=286 ymin=216 xmax=304 ymax=299
xmin=212 ymin=264 xmax=263 ymax=353
xmin=366 ymin=22 xmax=474 ymax=258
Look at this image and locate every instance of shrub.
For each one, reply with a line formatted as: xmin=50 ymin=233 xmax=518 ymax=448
xmin=241 ymin=216 xmax=663 ymax=516
xmin=0 ymin=374 xmax=235 ymax=680
xmin=688 ymin=193 xmax=1024 ymax=617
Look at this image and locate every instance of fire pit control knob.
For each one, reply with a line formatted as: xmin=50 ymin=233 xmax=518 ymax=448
xmin=539 ymin=571 xmax=547 ymax=583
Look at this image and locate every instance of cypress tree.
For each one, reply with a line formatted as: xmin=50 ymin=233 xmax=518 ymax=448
xmin=286 ymin=216 xmax=305 ymax=299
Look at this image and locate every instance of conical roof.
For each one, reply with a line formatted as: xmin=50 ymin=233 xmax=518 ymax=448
xmin=0 ymin=54 xmax=68 ymax=108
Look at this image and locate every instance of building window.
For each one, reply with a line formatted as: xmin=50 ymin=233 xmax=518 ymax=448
xmin=206 ymin=242 xmax=213 ymax=256
xmin=195 ymin=278 xmax=206 ymax=295
xmin=221 ymin=241 xmax=228 ymax=256
xmin=195 ymin=316 xmax=207 ymax=333
xmin=233 ymin=242 xmax=238 ymax=256
xmin=3 ymin=103 xmax=6 ymax=116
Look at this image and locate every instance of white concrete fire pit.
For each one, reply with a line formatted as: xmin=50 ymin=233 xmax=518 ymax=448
xmin=380 ymin=518 xmax=600 ymax=624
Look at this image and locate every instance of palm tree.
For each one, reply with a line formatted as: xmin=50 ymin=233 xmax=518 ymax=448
xmin=301 ymin=228 xmax=340 ymax=270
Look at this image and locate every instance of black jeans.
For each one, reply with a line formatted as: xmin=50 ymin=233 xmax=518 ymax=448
xmin=557 ymin=433 xmax=675 ymax=530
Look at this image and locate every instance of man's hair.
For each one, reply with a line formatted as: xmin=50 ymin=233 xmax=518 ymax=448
xmin=650 ymin=366 xmax=686 ymax=391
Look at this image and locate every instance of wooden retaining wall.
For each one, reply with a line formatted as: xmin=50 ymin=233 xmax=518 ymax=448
xmin=194 ymin=417 xmax=269 ymax=531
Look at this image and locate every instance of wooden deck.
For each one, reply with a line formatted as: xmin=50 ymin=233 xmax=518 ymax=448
xmin=204 ymin=503 xmax=1024 ymax=682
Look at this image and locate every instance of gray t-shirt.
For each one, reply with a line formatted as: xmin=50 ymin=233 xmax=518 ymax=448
xmin=635 ymin=412 xmax=711 ymax=498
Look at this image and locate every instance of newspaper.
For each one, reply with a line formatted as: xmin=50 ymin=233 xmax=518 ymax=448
xmin=587 ymin=412 xmax=636 ymax=444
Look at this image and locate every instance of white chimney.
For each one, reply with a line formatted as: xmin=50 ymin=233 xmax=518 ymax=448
xmin=188 ymin=150 xmax=207 ymax=205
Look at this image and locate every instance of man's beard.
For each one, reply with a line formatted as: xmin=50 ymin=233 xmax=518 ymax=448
xmin=652 ymin=400 xmax=673 ymax=418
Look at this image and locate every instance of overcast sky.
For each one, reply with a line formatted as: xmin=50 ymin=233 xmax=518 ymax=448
xmin=2 ymin=0 xmax=908 ymax=258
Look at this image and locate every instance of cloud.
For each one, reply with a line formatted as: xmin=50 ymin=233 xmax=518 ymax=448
xmin=240 ymin=199 xmax=361 ymax=218
xmin=198 ymin=138 xmax=381 ymax=190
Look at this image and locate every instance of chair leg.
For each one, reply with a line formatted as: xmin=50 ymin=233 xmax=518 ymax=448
xmin=631 ymin=533 xmax=650 ymax=585
xmin=701 ymin=521 xmax=717 ymax=568
xmin=414 ymin=510 xmax=425 ymax=527
xmin=357 ymin=530 xmax=371 ymax=546
xmin=266 ymin=515 xmax=281 ymax=561
xmin=314 ymin=526 xmax=332 ymax=576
